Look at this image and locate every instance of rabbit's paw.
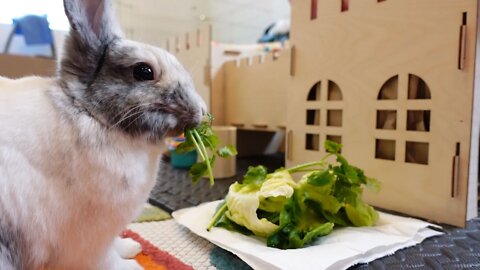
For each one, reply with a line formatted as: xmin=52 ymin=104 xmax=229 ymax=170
xmin=103 ymin=249 xmax=143 ymax=270
xmin=115 ymin=237 xmax=142 ymax=259
xmin=117 ymin=259 xmax=143 ymax=270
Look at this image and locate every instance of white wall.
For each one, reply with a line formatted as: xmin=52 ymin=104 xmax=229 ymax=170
xmin=207 ymin=0 xmax=290 ymax=43
xmin=115 ymin=0 xmax=291 ymax=45
xmin=0 ymin=0 xmax=290 ymax=58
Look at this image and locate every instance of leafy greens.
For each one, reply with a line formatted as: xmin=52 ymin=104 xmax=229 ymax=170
xmin=176 ymin=114 xmax=238 ymax=185
xmin=207 ymin=140 xmax=380 ymax=249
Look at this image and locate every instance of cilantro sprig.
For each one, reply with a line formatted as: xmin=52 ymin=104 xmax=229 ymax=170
xmin=176 ymin=114 xmax=238 ymax=186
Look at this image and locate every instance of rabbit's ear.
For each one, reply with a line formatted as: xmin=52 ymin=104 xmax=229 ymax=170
xmin=63 ymin=0 xmax=122 ymax=48
xmin=60 ymin=0 xmax=123 ymax=85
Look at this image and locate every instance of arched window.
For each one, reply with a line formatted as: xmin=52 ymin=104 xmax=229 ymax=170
xmin=305 ymin=80 xmax=343 ymax=151
xmin=375 ymin=74 xmax=431 ymax=165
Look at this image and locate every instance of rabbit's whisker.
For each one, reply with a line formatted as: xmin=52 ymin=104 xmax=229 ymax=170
xmin=109 ymin=103 xmax=152 ymax=129
xmin=111 ymin=110 xmax=145 ymax=129
xmin=123 ymin=111 xmax=148 ymax=131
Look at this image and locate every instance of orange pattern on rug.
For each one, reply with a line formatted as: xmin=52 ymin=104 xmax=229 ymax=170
xmin=122 ymin=229 xmax=194 ymax=270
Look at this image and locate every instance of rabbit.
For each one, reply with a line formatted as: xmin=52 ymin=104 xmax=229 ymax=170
xmin=0 ymin=0 xmax=206 ymax=269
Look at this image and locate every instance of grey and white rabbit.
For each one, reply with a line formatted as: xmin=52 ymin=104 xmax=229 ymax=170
xmin=0 ymin=0 xmax=205 ymax=269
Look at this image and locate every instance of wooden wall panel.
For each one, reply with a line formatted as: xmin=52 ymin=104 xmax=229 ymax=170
xmin=165 ymin=24 xmax=212 ymax=111
xmin=286 ymin=0 xmax=478 ymax=227
xmin=222 ymin=51 xmax=290 ymax=132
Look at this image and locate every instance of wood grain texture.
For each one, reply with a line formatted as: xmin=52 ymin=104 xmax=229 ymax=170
xmin=286 ymin=0 xmax=478 ymax=227
xmin=222 ymin=51 xmax=290 ymax=132
xmin=0 ymin=54 xmax=56 ymax=78
xmin=165 ymin=24 xmax=212 ymax=111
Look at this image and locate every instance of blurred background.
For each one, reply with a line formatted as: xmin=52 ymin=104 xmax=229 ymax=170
xmin=0 ymin=0 xmax=291 ymax=58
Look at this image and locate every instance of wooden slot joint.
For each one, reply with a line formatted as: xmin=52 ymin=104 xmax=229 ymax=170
xmin=451 ymin=143 xmax=461 ymax=198
xmin=196 ymin=28 xmax=201 ymax=47
xmin=252 ymin=124 xmax=268 ymax=129
xmin=287 ymin=130 xmax=293 ymax=160
xmin=272 ymin=51 xmax=280 ymax=61
xmin=185 ymin=33 xmax=190 ymax=50
xmin=458 ymin=12 xmax=467 ymax=70
xmin=341 ymin=0 xmax=349 ymax=12
xmin=231 ymin=123 xmax=245 ymax=128
xmin=166 ymin=40 xmax=170 ymax=52
xmin=175 ymin=36 xmax=180 ymax=53
xmin=290 ymin=45 xmax=296 ymax=77
xmin=203 ymin=64 xmax=211 ymax=86
xmin=310 ymin=0 xmax=318 ymax=20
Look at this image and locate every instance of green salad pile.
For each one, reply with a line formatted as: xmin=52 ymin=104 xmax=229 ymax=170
xmin=207 ymin=140 xmax=381 ymax=249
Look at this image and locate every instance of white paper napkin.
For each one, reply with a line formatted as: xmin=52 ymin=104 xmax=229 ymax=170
xmin=172 ymin=200 xmax=442 ymax=270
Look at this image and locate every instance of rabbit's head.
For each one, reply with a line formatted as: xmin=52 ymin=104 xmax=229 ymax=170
xmin=59 ymin=0 xmax=206 ymax=142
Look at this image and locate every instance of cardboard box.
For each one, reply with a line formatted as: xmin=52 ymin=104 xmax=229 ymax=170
xmin=0 ymin=53 xmax=56 ymax=78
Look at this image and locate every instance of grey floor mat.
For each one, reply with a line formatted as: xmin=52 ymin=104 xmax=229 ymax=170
xmin=149 ymin=154 xmax=284 ymax=212
xmin=149 ymin=155 xmax=480 ymax=269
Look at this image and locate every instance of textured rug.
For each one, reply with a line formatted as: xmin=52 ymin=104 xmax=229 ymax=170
xmin=128 ymin=219 xmax=217 ymax=270
xmin=135 ymin=203 xmax=171 ymax=223
xmin=127 ymin=217 xmax=480 ymax=270
xmin=122 ymin=229 xmax=193 ymax=270
xmin=122 ymin=203 xmax=198 ymax=270
xmin=148 ymin=159 xmax=480 ymax=270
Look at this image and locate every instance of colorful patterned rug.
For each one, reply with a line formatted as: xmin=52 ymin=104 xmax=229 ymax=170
xmin=121 ymin=229 xmax=193 ymax=270
xmin=127 ymin=203 xmax=249 ymax=270
xmin=119 ymin=204 xmax=194 ymax=270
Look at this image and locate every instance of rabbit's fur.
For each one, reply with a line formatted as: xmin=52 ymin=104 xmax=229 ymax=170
xmin=0 ymin=0 xmax=205 ymax=269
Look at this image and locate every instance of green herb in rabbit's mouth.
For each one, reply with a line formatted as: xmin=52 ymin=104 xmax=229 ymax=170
xmin=176 ymin=113 xmax=238 ymax=185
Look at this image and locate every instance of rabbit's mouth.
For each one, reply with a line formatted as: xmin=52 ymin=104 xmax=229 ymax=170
xmin=165 ymin=128 xmax=184 ymax=138
xmin=108 ymin=102 xmax=201 ymax=142
xmin=155 ymin=109 xmax=199 ymax=135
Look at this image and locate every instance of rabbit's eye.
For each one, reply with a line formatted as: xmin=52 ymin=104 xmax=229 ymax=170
xmin=133 ymin=63 xmax=154 ymax=81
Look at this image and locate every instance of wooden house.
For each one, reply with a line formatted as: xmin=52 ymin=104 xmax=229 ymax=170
xmin=286 ymin=0 xmax=479 ymax=227
xmin=161 ymin=0 xmax=480 ymax=227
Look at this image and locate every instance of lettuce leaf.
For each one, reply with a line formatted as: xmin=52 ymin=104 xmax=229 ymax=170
xmin=209 ymin=140 xmax=381 ymax=249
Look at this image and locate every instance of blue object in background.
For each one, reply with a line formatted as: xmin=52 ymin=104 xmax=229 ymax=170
xmin=3 ymin=14 xmax=56 ymax=58
xmin=13 ymin=15 xmax=53 ymax=45
xmin=171 ymin=150 xmax=197 ymax=169
xmin=166 ymin=135 xmax=198 ymax=169
xmin=258 ymin=19 xmax=290 ymax=43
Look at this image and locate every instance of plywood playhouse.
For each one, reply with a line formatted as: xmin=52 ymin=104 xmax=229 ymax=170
xmin=161 ymin=0 xmax=480 ymax=227
xmin=285 ymin=0 xmax=480 ymax=228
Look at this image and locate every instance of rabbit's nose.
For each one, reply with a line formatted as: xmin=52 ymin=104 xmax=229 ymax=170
xmin=199 ymin=99 xmax=207 ymax=115
xmin=185 ymin=117 xmax=201 ymax=130
xmin=197 ymin=100 xmax=207 ymax=123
